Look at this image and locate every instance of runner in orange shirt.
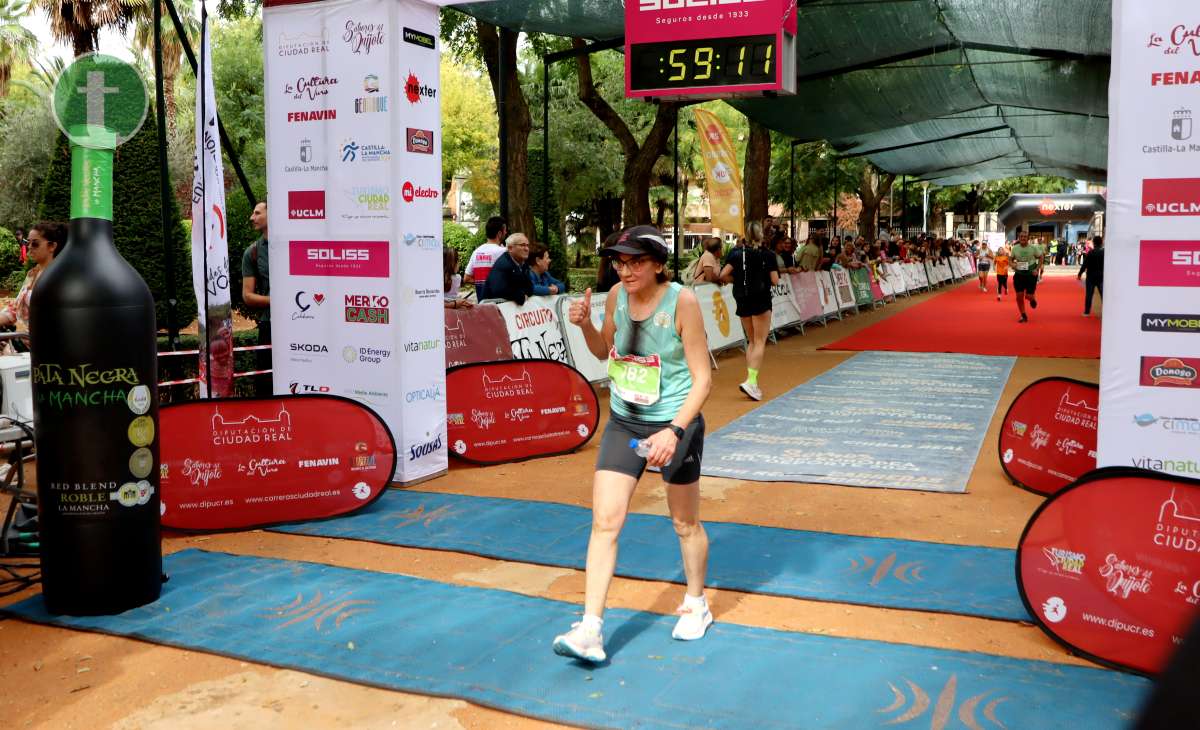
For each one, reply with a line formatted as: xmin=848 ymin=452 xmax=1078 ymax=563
xmin=993 ymin=245 xmax=1010 ymax=301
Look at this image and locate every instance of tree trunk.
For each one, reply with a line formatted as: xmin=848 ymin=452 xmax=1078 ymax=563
xmin=596 ymin=196 xmax=622 ymax=240
xmin=0 ymin=66 xmax=9 ymax=98
xmin=574 ymin=38 xmax=683 ymax=228
xmin=73 ymin=28 xmax=96 ymax=57
xmin=477 ymin=21 xmax=536 ymax=244
xmin=856 ymin=165 xmax=896 ymax=239
xmin=743 ymin=121 xmax=771 ymax=221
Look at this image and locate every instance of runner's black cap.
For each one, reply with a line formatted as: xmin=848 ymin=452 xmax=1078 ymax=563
xmin=602 ymin=225 xmax=670 ymax=261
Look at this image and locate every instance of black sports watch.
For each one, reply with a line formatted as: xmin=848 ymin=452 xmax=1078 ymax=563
xmin=668 ymin=424 xmax=686 ymax=440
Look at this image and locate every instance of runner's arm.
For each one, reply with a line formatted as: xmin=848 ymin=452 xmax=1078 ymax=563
xmin=577 ymin=286 xmax=617 ymax=360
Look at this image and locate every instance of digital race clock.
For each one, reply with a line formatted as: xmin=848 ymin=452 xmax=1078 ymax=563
xmin=625 ymin=0 xmax=796 ymax=99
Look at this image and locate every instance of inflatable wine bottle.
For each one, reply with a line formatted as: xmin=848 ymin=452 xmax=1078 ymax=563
xmin=29 ymin=123 xmax=162 ymax=615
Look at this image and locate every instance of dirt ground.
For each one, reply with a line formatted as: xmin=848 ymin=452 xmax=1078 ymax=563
xmin=0 ymin=276 xmax=1104 ymax=729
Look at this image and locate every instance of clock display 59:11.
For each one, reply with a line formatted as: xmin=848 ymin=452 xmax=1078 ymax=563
xmin=629 ymin=35 xmax=777 ymax=92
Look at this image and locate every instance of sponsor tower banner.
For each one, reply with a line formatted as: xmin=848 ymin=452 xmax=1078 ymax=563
xmin=264 ymin=0 xmax=446 ymax=482
xmin=999 ymin=378 xmax=1099 ymax=496
xmin=1099 ymin=2 xmax=1200 ymax=479
xmin=446 ymin=360 xmax=600 ymax=465
xmin=1018 ymin=468 xmax=1200 ymax=675
xmin=159 ymin=395 xmax=396 ymax=530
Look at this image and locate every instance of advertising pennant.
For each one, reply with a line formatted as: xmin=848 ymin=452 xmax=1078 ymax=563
xmin=692 ymin=108 xmax=744 ymax=239
xmin=190 ymin=10 xmax=234 ymax=398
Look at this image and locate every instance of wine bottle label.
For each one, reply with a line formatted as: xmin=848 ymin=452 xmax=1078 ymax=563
xmin=34 ymin=361 xmax=157 ymax=518
xmin=71 ymin=145 xmax=114 ymax=221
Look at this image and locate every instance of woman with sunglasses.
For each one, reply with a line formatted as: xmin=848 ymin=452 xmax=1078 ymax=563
xmin=0 ymin=222 xmax=66 ymax=333
xmin=554 ymin=225 xmax=713 ymax=664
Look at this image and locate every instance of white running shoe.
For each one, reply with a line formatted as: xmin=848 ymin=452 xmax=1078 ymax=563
xmin=553 ymin=621 xmax=606 ymax=663
xmin=739 ymin=381 xmax=763 ymax=401
xmin=672 ymin=602 xmax=713 ymax=641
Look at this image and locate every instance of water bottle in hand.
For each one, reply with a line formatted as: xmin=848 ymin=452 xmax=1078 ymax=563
xmin=629 ymin=438 xmax=651 ymax=458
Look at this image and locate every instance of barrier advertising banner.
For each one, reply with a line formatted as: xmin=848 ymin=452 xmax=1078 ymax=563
xmin=1099 ymin=1 xmax=1200 ymax=480
xmin=263 ymin=0 xmax=446 ymax=483
xmin=159 ymin=395 xmax=395 ymax=530
xmin=693 ymin=283 xmax=746 ymax=350
xmin=817 ymin=272 xmax=838 ymax=317
xmin=849 ymin=268 xmax=873 ymax=307
xmin=446 ymin=360 xmax=599 ymax=464
xmin=886 ymin=262 xmax=908 ymax=295
xmin=791 ymin=272 xmax=824 ymax=322
xmin=497 ymin=296 xmax=569 ymax=363
xmin=831 ymin=269 xmax=855 ymax=311
xmin=769 ymin=274 xmax=804 ymax=330
xmin=1000 ymin=378 xmax=1099 ymax=496
xmin=868 ymin=267 xmax=886 ymax=301
xmin=444 ymin=304 xmax=513 ymax=368
xmin=1018 ymin=468 xmax=1200 ymax=674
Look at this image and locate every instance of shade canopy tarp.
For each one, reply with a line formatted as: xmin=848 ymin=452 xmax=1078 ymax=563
xmin=451 ymin=0 xmax=1111 ymax=183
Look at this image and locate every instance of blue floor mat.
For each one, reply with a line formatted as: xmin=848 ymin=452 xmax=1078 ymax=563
xmin=701 ymin=351 xmax=1016 ymax=492
xmin=271 ymin=490 xmax=1028 ymax=621
xmin=4 ymin=550 xmax=1147 ymax=729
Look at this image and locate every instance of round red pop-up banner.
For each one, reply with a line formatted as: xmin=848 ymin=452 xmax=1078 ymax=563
xmin=999 ymin=377 xmax=1098 ymax=496
xmin=446 ymin=359 xmax=599 ymax=465
xmin=160 ymin=395 xmax=396 ymax=531
xmin=1018 ymin=467 xmax=1200 ymax=675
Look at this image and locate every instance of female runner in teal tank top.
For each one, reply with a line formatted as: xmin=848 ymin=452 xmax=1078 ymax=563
xmin=553 ymin=225 xmax=714 ymax=664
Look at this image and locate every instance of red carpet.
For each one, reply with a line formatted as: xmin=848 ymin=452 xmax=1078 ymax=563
xmin=821 ymin=271 xmax=1101 ymax=358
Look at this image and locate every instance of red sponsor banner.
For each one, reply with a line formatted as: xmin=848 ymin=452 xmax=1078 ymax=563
xmin=868 ymin=267 xmax=886 ymax=301
xmin=160 ymin=395 xmax=396 ymax=531
xmin=1018 ymin=468 xmax=1200 ymax=675
xmin=289 ymin=241 xmax=389 ymax=278
xmin=444 ymin=304 xmax=513 ymax=368
xmin=1142 ymin=179 xmax=1200 ymax=216
xmin=446 ymin=360 xmax=599 ymax=465
xmin=1139 ymin=241 xmax=1200 ymax=287
xmin=999 ymin=378 xmax=1098 ymax=496
xmin=1141 ymin=357 xmax=1200 ymax=388
xmin=287 ymin=190 xmax=325 ymax=220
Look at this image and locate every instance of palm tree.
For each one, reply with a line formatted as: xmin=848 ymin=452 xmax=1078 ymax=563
xmin=132 ymin=0 xmax=196 ymax=132
xmin=0 ymin=0 xmax=38 ymax=96
xmin=12 ymin=55 xmax=63 ymax=97
xmin=33 ymin=0 xmax=146 ymax=57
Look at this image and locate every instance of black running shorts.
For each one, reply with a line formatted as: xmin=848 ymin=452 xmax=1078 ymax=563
xmin=734 ymin=293 xmax=772 ymax=318
xmin=596 ymin=412 xmax=705 ymax=485
xmin=1013 ymin=272 xmax=1038 ymax=294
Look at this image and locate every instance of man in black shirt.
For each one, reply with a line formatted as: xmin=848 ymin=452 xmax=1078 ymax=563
xmin=484 ymin=232 xmax=535 ymax=304
xmin=1077 ymin=235 xmax=1104 ymax=317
